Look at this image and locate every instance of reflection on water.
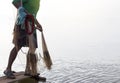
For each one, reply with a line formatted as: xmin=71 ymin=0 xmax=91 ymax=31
xmin=10 ymin=78 xmax=38 ymax=83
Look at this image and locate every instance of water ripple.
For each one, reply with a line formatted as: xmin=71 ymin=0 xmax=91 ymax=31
xmin=42 ymin=59 xmax=120 ymax=83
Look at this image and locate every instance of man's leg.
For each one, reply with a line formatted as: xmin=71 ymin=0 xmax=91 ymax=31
xmin=26 ymin=48 xmax=37 ymax=75
xmin=4 ymin=46 xmax=21 ymax=79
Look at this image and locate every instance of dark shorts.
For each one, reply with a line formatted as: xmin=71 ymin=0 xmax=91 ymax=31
xmin=13 ymin=25 xmax=38 ymax=48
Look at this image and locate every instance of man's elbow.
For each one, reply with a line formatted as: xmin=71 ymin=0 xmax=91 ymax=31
xmin=12 ymin=1 xmax=20 ymax=8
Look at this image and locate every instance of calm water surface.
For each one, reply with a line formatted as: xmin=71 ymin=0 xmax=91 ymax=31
xmin=1 ymin=57 xmax=120 ymax=83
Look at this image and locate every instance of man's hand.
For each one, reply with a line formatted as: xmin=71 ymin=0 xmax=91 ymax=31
xmin=35 ymin=19 xmax=43 ymax=32
xmin=36 ymin=23 xmax=43 ymax=32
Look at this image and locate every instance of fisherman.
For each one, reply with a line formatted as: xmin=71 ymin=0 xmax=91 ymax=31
xmin=3 ymin=0 xmax=46 ymax=81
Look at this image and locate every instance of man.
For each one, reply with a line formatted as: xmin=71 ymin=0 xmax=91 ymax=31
xmin=4 ymin=0 xmax=46 ymax=81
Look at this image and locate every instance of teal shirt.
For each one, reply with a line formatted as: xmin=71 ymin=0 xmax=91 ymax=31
xmin=12 ymin=0 xmax=40 ymax=17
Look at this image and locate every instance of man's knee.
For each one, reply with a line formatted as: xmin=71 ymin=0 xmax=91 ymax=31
xmin=29 ymin=48 xmax=36 ymax=54
xmin=13 ymin=46 xmax=21 ymax=52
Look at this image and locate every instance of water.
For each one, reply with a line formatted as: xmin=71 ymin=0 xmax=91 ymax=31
xmin=43 ymin=59 xmax=120 ymax=83
xmin=0 ymin=47 xmax=120 ymax=83
xmin=1 ymin=58 xmax=120 ymax=83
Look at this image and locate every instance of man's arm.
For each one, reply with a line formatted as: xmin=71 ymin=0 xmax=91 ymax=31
xmin=12 ymin=1 xmax=22 ymax=8
xmin=35 ymin=19 xmax=43 ymax=32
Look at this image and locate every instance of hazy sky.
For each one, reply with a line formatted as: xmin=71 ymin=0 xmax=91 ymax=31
xmin=0 ymin=0 xmax=120 ymax=64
